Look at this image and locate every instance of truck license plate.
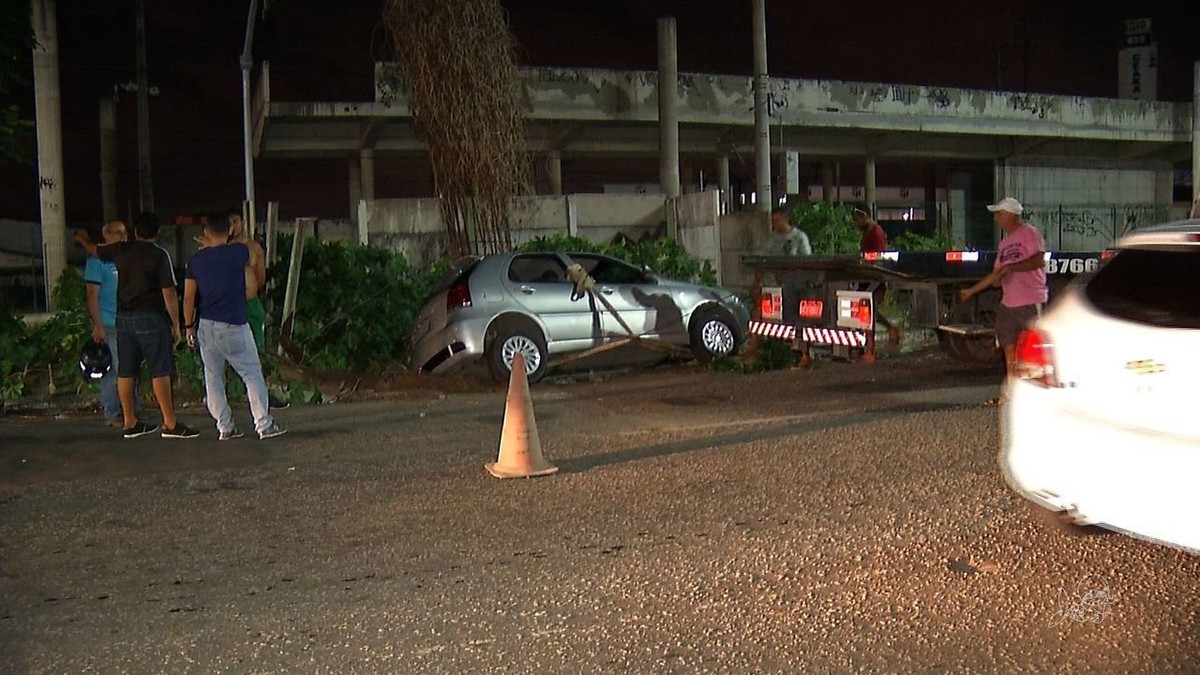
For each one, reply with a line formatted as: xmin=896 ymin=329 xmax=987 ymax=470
xmin=799 ymin=300 xmax=824 ymax=319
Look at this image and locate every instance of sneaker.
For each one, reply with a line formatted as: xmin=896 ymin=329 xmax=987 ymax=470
xmin=161 ymin=423 xmax=200 ymax=439
xmin=258 ymin=423 xmax=287 ymax=440
xmin=268 ymin=393 xmax=290 ymax=410
xmin=219 ymin=427 xmax=245 ymax=441
xmin=122 ymin=420 xmax=159 ymax=439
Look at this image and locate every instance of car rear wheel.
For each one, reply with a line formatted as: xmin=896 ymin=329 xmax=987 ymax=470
xmin=487 ymin=323 xmax=549 ymax=384
xmin=689 ymin=310 xmax=737 ymax=362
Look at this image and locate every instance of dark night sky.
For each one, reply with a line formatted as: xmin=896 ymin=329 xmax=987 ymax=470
xmin=2 ymin=0 xmax=1197 ymax=223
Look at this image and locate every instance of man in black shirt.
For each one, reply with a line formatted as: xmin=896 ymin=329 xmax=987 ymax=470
xmin=75 ymin=212 xmax=199 ymax=439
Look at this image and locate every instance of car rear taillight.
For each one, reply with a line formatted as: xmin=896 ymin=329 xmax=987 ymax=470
xmin=446 ymin=278 xmax=472 ymax=311
xmin=1013 ymin=328 xmax=1058 ymax=387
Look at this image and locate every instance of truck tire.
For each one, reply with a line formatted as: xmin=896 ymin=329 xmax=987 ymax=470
xmin=943 ymin=332 xmax=1002 ymax=364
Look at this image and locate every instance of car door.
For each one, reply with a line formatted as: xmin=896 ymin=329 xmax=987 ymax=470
xmin=567 ymin=253 xmax=680 ymax=340
xmin=504 ymin=253 xmax=599 ymax=350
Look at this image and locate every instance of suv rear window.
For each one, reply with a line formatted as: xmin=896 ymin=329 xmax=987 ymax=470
xmin=1085 ymin=248 xmax=1200 ymax=328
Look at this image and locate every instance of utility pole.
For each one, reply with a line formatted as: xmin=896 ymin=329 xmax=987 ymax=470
xmin=135 ymin=0 xmax=155 ymax=214
xmin=657 ymin=17 xmax=680 ymax=200
xmin=32 ymin=0 xmax=66 ymax=311
xmin=752 ymin=0 xmax=771 ymax=212
xmin=100 ymin=97 xmax=118 ymax=220
xmin=1192 ymin=62 xmax=1200 ymax=218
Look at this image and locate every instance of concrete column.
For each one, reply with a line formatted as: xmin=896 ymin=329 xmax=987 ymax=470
xmin=717 ymin=151 xmax=731 ymax=214
xmin=752 ymin=0 xmax=771 ymax=212
xmin=134 ymin=0 xmax=154 ymax=214
xmin=547 ymin=150 xmax=563 ymax=196
xmin=657 ymin=18 xmax=681 ymax=199
xmin=360 ymin=148 xmax=375 ymax=201
xmin=782 ymin=149 xmax=801 ymax=197
xmin=864 ymin=157 xmax=877 ymax=215
xmin=821 ymin=163 xmax=834 ymax=203
xmin=348 ymin=156 xmax=361 ymax=223
xmin=32 ymin=0 xmax=66 ymax=311
xmin=1192 ymin=61 xmax=1199 ymax=218
xmin=100 ymin=97 xmax=118 ymax=221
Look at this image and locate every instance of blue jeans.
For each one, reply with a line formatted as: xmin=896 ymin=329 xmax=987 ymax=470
xmin=99 ymin=326 xmax=144 ymax=420
xmin=197 ymin=319 xmax=273 ymax=435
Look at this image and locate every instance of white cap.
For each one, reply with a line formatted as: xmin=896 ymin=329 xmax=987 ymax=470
xmin=986 ymin=197 xmax=1024 ymax=215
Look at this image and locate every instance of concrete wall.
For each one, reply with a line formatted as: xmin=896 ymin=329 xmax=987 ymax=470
xmin=1001 ymin=158 xmax=1173 ymax=249
xmin=674 ymin=190 xmax=722 ymax=282
xmin=333 ymin=194 xmax=668 ymax=267
xmin=718 ymin=211 xmax=770 ymax=294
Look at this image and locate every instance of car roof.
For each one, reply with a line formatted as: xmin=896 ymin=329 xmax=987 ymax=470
xmin=1117 ymin=219 xmax=1200 ymax=249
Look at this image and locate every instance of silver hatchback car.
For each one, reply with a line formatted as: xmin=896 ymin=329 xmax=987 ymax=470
xmin=411 ymin=251 xmax=750 ymax=383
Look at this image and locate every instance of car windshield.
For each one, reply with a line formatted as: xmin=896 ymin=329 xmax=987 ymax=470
xmin=1085 ymin=248 xmax=1200 ymax=329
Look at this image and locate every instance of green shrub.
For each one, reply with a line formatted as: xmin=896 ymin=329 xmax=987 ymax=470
xmin=269 ymin=236 xmax=448 ymax=372
xmin=789 ymin=203 xmax=859 ymax=255
xmin=890 ymin=229 xmax=952 ymax=252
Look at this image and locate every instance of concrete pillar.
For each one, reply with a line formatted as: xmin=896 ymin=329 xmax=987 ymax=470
xmin=947 ymin=172 xmax=970 ymax=247
xmin=348 ymin=156 xmax=361 ymax=223
xmin=32 ymin=0 xmax=66 ymax=311
xmin=1192 ymin=61 xmax=1199 ymax=218
xmin=717 ymin=151 xmax=731 ymax=214
xmin=864 ymin=157 xmax=877 ymax=216
xmin=134 ymin=0 xmax=154 ymax=214
xmin=821 ymin=163 xmax=834 ymax=203
xmin=100 ymin=97 xmax=118 ymax=221
xmin=752 ymin=0 xmax=771 ymax=212
xmin=782 ymin=149 xmax=801 ymax=197
xmin=360 ymin=148 xmax=375 ymax=201
xmin=547 ymin=150 xmax=563 ymax=196
xmin=657 ymin=18 xmax=680 ymax=199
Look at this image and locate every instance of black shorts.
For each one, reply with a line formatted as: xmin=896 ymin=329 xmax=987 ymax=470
xmin=116 ymin=311 xmax=175 ymax=378
xmin=994 ymin=303 xmax=1041 ymax=348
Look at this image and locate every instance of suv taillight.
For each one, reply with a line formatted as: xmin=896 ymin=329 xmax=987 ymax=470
xmin=1013 ymin=328 xmax=1058 ymax=387
xmin=446 ymin=279 xmax=472 ymax=311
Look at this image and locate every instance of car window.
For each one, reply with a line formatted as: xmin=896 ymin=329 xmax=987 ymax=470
xmin=571 ymin=255 xmax=649 ymax=285
xmin=1085 ymin=248 xmax=1200 ymax=329
xmin=508 ymin=254 xmax=568 ymax=283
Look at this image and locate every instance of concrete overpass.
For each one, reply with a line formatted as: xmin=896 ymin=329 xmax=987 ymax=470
xmin=252 ymin=62 xmax=1195 ymax=224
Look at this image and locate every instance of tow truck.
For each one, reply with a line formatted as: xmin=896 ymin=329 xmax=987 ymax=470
xmin=739 ymin=249 xmax=1108 ymax=364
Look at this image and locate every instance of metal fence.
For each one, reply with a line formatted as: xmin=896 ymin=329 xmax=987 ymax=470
xmin=1023 ymin=204 xmax=1172 ymax=251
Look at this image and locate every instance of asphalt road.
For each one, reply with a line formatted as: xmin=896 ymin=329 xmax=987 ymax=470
xmin=2 ymin=351 xmax=1198 ymax=673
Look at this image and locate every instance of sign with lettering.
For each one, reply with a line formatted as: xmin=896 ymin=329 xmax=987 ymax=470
xmin=1118 ymin=44 xmax=1157 ymax=101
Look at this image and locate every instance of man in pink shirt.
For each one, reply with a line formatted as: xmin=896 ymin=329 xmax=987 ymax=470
xmin=958 ymin=197 xmax=1048 ymax=377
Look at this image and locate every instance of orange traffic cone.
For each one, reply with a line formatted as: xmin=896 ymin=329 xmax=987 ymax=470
xmin=485 ymin=353 xmax=559 ymax=479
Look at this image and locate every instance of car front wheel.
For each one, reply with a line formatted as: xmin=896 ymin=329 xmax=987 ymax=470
xmin=487 ymin=323 xmax=549 ymax=384
xmin=690 ymin=310 xmax=737 ymax=362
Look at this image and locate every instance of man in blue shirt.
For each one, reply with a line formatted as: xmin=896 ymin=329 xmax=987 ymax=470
xmin=183 ymin=213 xmax=285 ymax=441
xmin=83 ymin=220 xmax=143 ymax=425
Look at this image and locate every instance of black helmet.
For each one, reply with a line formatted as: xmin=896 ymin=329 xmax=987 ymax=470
xmin=79 ymin=341 xmax=113 ymax=380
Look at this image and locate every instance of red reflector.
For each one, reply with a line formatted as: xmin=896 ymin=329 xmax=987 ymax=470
xmin=446 ymin=279 xmax=472 ymax=311
xmin=854 ymin=299 xmax=872 ymax=327
xmin=1014 ymin=328 xmax=1057 ymax=387
xmin=945 ymin=251 xmax=980 ymax=262
xmin=799 ymin=299 xmax=823 ymax=319
xmin=1100 ymin=249 xmax=1116 ymax=261
xmin=863 ymin=252 xmax=881 ymax=261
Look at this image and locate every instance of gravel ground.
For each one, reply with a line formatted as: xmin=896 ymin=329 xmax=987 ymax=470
xmin=2 ymin=351 xmax=1198 ymax=673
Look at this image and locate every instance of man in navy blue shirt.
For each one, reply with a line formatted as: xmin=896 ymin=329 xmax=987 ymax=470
xmin=183 ymin=213 xmax=286 ymax=441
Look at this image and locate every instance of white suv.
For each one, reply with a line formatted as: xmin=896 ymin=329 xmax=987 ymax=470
xmin=1002 ymin=219 xmax=1200 ymax=553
